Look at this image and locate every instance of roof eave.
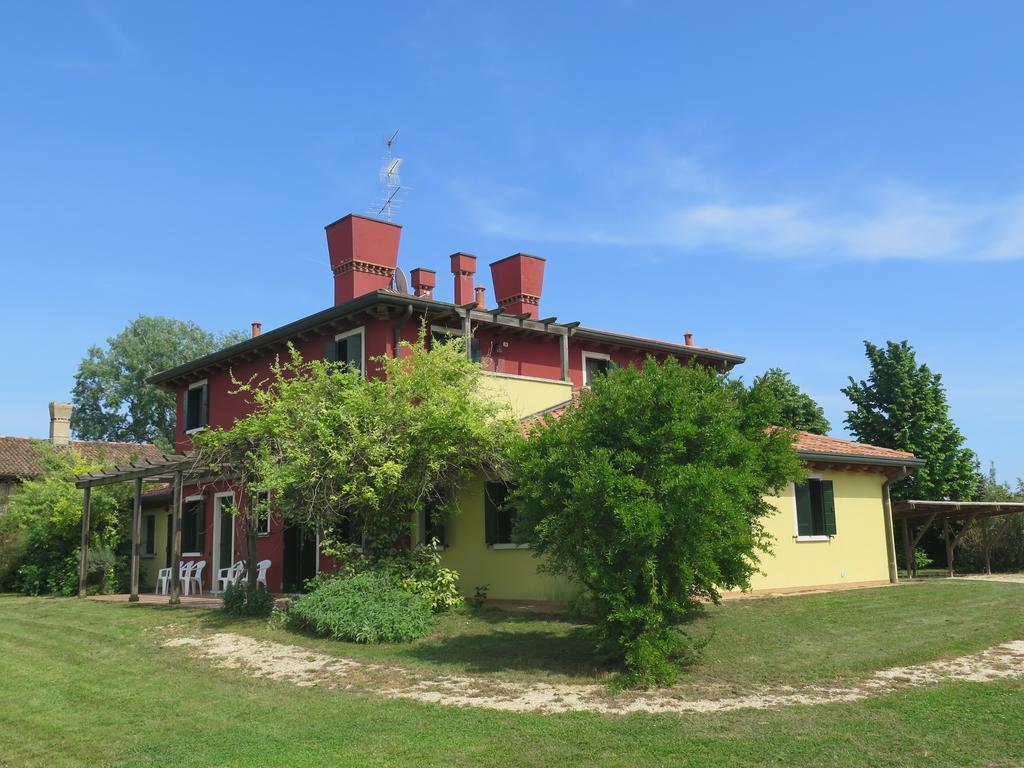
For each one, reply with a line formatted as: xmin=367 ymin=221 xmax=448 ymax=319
xmin=797 ymin=450 xmax=926 ymax=469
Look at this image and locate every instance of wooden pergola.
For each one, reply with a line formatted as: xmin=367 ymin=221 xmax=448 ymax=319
xmin=892 ymin=499 xmax=1024 ymax=578
xmin=73 ymin=453 xmax=223 ymax=605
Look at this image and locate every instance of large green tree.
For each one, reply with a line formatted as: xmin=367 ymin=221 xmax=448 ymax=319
xmin=510 ymin=359 xmax=803 ymax=687
xmin=842 ymin=340 xmax=980 ymax=501
xmin=194 ymin=329 xmax=519 ymax=578
xmin=71 ymin=315 xmax=246 ymax=450
xmin=749 ymin=368 xmax=831 ymax=434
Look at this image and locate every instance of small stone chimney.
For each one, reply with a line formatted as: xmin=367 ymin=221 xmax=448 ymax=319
xmin=450 ymin=253 xmax=477 ymax=305
xmin=474 ymin=285 xmax=486 ymax=307
xmin=410 ymin=268 xmax=436 ymax=298
xmin=489 ymin=253 xmax=545 ymax=319
xmin=325 ymin=214 xmax=402 ymax=305
xmin=49 ymin=402 xmax=72 ymax=447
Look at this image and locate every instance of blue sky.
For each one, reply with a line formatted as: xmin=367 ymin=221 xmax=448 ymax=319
xmin=1 ymin=2 xmax=1021 ymax=481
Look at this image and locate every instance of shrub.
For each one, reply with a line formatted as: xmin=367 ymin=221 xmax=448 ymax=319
xmin=511 ymin=358 xmax=803 ymax=687
xmin=222 ymin=583 xmax=275 ymax=618
xmin=914 ymin=547 xmax=933 ymax=571
xmin=289 ymin=572 xmax=433 ymax=643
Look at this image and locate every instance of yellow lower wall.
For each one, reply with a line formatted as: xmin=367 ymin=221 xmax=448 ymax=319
xmin=437 ymin=469 xmax=892 ymax=602
xmin=745 ymin=469 xmax=890 ymax=592
xmin=439 ymin=477 xmax=577 ymax=602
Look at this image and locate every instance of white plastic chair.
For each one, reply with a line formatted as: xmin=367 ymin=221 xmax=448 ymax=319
xmin=155 ymin=566 xmax=172 ymax=595
xmin=188 ymin=560 xmax=206 ymax=596
xmin=179 ymin=561 xmax=197 ymax=596
xmin=255 ymin=559 xmax=271 ymax=590
xmin=216 ymin=560 xmax=245 ymax=593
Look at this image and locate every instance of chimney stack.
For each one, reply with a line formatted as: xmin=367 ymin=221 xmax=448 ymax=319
xmin=450 ymin=253 xmax=477 ymax=305
xmin=410 ymin=268 xmax=436 ymax=298
xmin=49 ymin=402 xmax=72 ymax=447
xmin=251 ymin=321 xmax=262 ymax=338
xmin=489 ymin=253 xmax=545 ymax=319
xmin=684 ymin=332 xmax=694 ymax=346
xmin=474 ymin=285 xmax=486 ymax=307
xmin=325 ymin=214 xmax=402 ymax=305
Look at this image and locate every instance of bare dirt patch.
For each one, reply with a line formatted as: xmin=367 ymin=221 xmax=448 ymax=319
xmin=161 ymin=632 xmax=1024 ymax=715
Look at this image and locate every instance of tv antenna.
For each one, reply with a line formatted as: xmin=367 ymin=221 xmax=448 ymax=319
xmin=376 ymin=129 xmax=402 ymax=222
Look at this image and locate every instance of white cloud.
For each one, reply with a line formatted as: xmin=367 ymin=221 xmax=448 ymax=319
xmin=454 ymin=155 xmax=1024 ymax=262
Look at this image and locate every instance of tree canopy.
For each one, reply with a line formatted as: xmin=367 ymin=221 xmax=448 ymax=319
xmin=510 ymin=358 xmax=803 ymax=686
xmin=749 ymin=367 xmax=831 ymax=435
xmin=842 ymin=340 xmax=980 ymax=501
xmin=71 ymin=315 xmax=246 ymax=450
xmin=193 ymin=329 xmax=520 ymax=564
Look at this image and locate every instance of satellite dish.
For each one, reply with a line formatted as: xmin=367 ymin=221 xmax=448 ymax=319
xmin=393 ymin=266 xmax=410 ymax=294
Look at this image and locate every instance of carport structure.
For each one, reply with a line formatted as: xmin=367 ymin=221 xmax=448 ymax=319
xmin=893 ymin=499 xmax=1024 ymax=578
xmin=73 ymin=453 xmax=225 ymax=605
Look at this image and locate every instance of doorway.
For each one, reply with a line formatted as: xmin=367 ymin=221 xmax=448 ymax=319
xmin=213 ymin=493 xmax=235 ymax=592
xmin=282 ymin=524 xmax=318 ymax=593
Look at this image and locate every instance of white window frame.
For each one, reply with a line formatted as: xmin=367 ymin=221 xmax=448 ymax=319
xmin=253 ymin=490 xmax=271 ymax=537
xmin=212 ymin=491 xmax=236 ymax=582
xmin=582 ymin=351 xmax=611 ymax=386
xmin=184 ymin=379 xmax=209 ymax=435
xmin=182 ymin=494 xmax=206 ymax=557
xmin=792 ymin=474 xmax=831 ymax=542
xmin=417 ymin=506 xmax=445 ymax=551
xmin=334 ymin=326 xmax=366 ymax=377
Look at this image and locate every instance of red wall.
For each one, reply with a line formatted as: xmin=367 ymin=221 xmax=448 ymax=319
xmin=172 ymin=312 xmax=680 ymax=591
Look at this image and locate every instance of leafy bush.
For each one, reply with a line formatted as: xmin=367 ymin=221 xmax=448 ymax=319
xmin=289 ymin=572 xmax=433 ymax=643
xmin=511 ymin=358 xmax=803 ymax=687
xmin=914 ymin=547 xmax=933 ymax=570
xmin=222 ymin=583 xmax=275 ymax=618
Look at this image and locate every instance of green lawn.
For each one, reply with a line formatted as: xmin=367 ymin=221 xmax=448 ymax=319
xmin=2 ymin=581 xmax=1024 ymax=767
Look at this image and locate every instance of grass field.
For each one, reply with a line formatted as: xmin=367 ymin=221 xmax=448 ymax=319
xmin=2 ymin=580 xmax=1024 ymax=767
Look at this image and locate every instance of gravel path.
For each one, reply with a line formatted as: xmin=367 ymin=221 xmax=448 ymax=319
xmin=162 ymin=632 xmax=1024 ymax=715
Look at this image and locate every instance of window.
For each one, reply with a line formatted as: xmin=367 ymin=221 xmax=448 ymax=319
xmin=794 ymin=479 xmax=837 ymax=539
xmin=484 ymin=481 xmax=522 ymax=548
xmin=582 ymin=352 xmax=612 ymax=385
xmin=184 ymin=380 xmax=209 ymax=433
xmin=182 ymin=498 xmax=206 ymax=554
xmin=326 ymin=327 xmax=365 ymax=374
xmin=430 ymin=325 xmax=482 ymax=363
xmin=253 ymin=490 xmax=271 ymax=536
xmin=142 ymin=514 xmax=156 ymax=556
xmin=419 ymin=502 xmax=447 ymax=548
xmin=337 ymin=516 xmax=365 ymax=550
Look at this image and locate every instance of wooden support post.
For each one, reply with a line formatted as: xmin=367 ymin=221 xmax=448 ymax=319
xmin=77 ymin=486 xmax=92 ymax=598
xmin=944 ymin=518 xmax=954 ymax=577
xmin=169 ymin=470 xmax=183 ymax=605
xmin=129 ymin=477 xmax=143 ymax=603
xmin=462 ymin=314 xmax=473 ymax=361
xmin=901 ymin=518 xmax=914 ymax=579
xmin=982 ymin=518 xmax=991 ymax=575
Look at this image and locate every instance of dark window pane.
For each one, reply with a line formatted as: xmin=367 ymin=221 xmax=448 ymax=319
xmin=144 ymin=515 xmax=155 ymax=556
xmin=584 ymin=356 xmax=610 ymax=384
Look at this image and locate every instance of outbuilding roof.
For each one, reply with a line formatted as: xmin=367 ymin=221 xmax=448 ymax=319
xmin=0 ymin=437 xmax=165 ymax=480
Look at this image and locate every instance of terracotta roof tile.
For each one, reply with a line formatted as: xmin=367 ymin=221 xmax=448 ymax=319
xmin=0 ymin=437 xmax=165 ymax=480
xmin=520 ymin=403 xmax=920 ymax=464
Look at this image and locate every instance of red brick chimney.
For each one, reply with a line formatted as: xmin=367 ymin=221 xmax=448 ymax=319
xmin=251 ymin=321 xmax=262 ymax=338
xmin=489 ymin=253 xmax=545 ymax=319
xmin=410 ymin=268 xmax=436 ymax=298
xmin=474 ymin=285 xmax=486 ymax=307
xmin=450 ymin=253 xmax=477 ymax=305
xmin=325 ymin=214 xmax=402 ymax=305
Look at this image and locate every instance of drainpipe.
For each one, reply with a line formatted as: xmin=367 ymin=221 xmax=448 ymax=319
xmin=882 ymin=467 xmax=909 ymax=584
xmin=393 ymin=305 xmax=413 ymax=358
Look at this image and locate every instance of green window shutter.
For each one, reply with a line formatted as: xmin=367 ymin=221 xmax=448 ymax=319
xmin=821 ymin=480 xmax=837 ymax=536
xmin=183 ymin=389 xmax=191 ymax=432
xmin=794 ymin=482 xmax=813 ymax=537
xmin=197 ymin=499 xmax=207 ymax=553
xmin=484 ymin=482 xmax=500 ymax=545
xmin=345 ymin=333 xmax=363 ymax=373
xmin=325 ymin=339 xmax=339 ymax=362
xmin=200 ymin=384 xmax=209 ymax=428
xmin=470 ymin=338 xmax=482 ymax=363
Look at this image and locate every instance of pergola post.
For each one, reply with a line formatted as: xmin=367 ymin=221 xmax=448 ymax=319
xmin=982 ymin=518 xmax=992 ymax=575
xmin=944 ymin=519 xmax=954 ymax=577
xmin=77 ymin=486 xmax=92 ymax=597
xmin=169 ymin=469 xmax=183 ymax=605
xmin=129 ymin=478 xmax=143 ymax=602
xmin=901 ymin=518 xmax=914 ymax=579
